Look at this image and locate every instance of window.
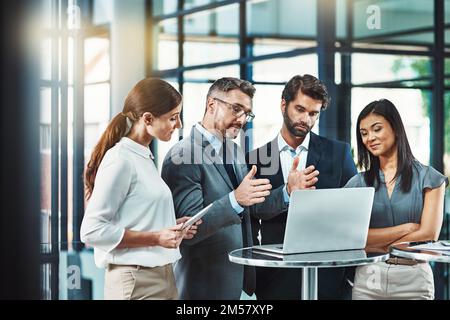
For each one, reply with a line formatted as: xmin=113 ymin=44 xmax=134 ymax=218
xmin=151 ymin=0 xmax=449 ymax=298
xmin=39 ymin=0 xmax=112 ymax=300
xmin=247 ymin=0 xmax=317 ymax=38
xmin=183 ymin=5 xmax=240 ymax=66
xmin=351 ymin=54 xmax=432 ymax=86
xmin=154 ymin=19 xmax=178 ymax=70
xmin=252 ymin=54 xmax=318 ymax=83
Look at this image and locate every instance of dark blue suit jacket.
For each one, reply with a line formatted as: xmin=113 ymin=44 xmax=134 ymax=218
xmin=246 ymin=132 xmax=357 ymax=299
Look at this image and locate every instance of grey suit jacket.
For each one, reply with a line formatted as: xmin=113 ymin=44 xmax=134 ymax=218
xmin=161 ymin=126 xmax=287 ymax=300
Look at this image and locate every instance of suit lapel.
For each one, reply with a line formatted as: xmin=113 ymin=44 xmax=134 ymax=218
xmin=235 ymin=163 xmax=247 ymax=183
xmin=190 ymin=126 xmax=234 ymax=190
xmin=233 ymin=141 xmax=248 ymax=183
xmin=270 ymin=137 xmax=285 ymax=187
xmin=306 ymin=132 xmax=323 ymax=168
xmin=258 ymin=137 xmax=285 ymax=187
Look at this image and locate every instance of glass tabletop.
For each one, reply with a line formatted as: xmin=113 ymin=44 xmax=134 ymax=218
xmin=390 ymin=241 xmax=450 ymax=263
xmin=229 ymin=247 xmax=389 ymax=268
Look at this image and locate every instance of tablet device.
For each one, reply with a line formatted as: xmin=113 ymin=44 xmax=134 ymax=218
xmin=181 ymin=204 xmax=212 ymax=230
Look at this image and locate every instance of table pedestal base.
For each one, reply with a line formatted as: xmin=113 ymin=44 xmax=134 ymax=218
xmin=301 ymin=267 xmax=318 ymax=300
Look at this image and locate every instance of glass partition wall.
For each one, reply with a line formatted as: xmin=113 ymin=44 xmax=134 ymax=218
xmin=150 ymin=0 xmax=450 ymax=299
xmin=40 ymin=0 xmax=111 ymax=299
xmin=38 ymin=0 xmax=450 ymax=299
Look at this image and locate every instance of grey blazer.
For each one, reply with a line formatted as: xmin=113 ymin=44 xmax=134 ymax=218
xmin=161 ymin=126 xmax=287 ymax=300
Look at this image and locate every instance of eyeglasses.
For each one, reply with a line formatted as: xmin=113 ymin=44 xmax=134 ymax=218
xmin=213 ymin=97 xmax=255 ymax=123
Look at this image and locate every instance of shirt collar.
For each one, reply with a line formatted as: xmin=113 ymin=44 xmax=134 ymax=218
xmin=277 ymin=131 xmax=310 ymax=155
xmin=194 ymin=122 xmax=223 ymax=154
xmin=120 ymin=137 xmax=154 ymax=159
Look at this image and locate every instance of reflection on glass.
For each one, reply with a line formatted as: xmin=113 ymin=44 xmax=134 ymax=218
xmin=353 ymin=0 xmax=433 ymax=40
xmin=386 ymin=32 xmax=435 ymax=46
xmin=154 ymin=19 xmax=178 ymax=70
xmin=184 ymin=65 xmax=239 ymax=80
xmin=443 ymin=92 xmax=450 ymax=177
xmin=335 ymin=52 xmax=341 ymax=85
xmin=184 ymin=0 xmax=229 ymax=10
xmin=184 ymin=4 xmax=239 ymax=37
xmin=447 ymin=0 xmax=450 ymax=23
xmin=68 ymin=87 xmax=74 ymax=244
xmin=182 ymin=83 xmax=211 ymax=136
xmin=183 ymin=5 xmax=240 ymax=67
xmin=41 ymin=0 xmax=52 ymax=29
xmin=184 ymin=41 xmax=239 ymax=66
xmin=351 ymin=88 xmax=430 ymax=166
xmin=85 ymin=37 xmax=110 ymax=84
xmin=68 ymin=37 xmax=74 ymax=85
xmin=253 ymin=38 xmax=317 ymax=57
xmin=247 ymin=0 xmax=317 ymax=37
xmin=352 ymin=54 xmax=431 ymax=85
xmin=336 ymin=0 xmax=347 ymax=39
xmin=40 ymin=87 xmax=52 ymax=244
xmin=84 ymin=83 xmax=111 ymax=152
xmin=252 ymin=54 xmax=318 ymax=83
xmin=446 ymin=59 xmax=450 ymax=87
xmin=444 ymin=91 xmax=450 ymax=245
xmin=152 ymin=0 xmax=178 ymax=16
xmin=93 ymin=0 xmax=113 ymax=25
xmin=41 ymin=242 xmax=105 ymax=300
xmin=41 ymin=38 xmax=51 ymax=81
xmin=251 ymin=85 xmax=284 ymax=150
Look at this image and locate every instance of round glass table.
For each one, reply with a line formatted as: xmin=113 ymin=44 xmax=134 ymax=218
xmin=229 ymin=247 xmax=389 ymax=300
xmin=390 ymin=241 xmax=450 ymax=263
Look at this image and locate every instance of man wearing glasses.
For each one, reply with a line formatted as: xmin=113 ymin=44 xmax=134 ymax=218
xmin=162 ymin=77 xmax=311 ymax=299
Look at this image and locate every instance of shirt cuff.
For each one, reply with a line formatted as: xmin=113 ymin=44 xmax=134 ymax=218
xmin=229 ymin=191 xmax=244 ymax=214
xmin=81 ymin=225 xmax=125 ymax=253
xmin=283 ymin=184 xmax=290 ymax=204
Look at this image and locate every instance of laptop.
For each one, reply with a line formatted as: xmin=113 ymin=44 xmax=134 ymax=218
xmin=252 ymin=248 xmax=368 ymax=262
xmin=252 ymin=187 xmax=374 ymax=255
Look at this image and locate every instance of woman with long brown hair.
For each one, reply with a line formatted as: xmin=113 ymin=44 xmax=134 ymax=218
xmin=80 ymin=78 xmax=198 ymax=300
xmin=345 ymin=99 xmax=447 ymax=299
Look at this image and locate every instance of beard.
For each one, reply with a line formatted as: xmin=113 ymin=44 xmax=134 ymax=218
xmin=212 ymin=120 xmax=243 ymax=139
xmin=225 ymin=123 xmax=243 ymax=139
xmin=283 ymin=111 xmax=311 ymax=138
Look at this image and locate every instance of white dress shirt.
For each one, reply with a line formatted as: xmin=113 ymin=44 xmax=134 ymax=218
xmin=80 ymin=137 xmax=181 ymax=268
xmin=278 ymin=132 xmax=310 ymax=183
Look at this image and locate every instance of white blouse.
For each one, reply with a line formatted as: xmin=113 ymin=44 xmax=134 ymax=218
xmin=80 ymin=137 xmax=181 ymax=268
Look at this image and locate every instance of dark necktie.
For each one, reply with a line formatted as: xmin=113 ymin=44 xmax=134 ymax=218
xmin=221 ymin=141 xmax=239 ymax=189
xmin=222 ymin=142 xmax=255 ymax=295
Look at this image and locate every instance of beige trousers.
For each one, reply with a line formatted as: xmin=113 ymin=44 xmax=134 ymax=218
xmin=352 ymin=261 xmax=434 ymax=300
xmin=104 ymin=264 xmax=178 ymax=300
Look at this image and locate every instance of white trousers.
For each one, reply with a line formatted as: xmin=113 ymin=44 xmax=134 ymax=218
xmin=104 ymin=264 xmax=178 ymax=300
xmin=352 ymin=261 xmax=434 ymax=300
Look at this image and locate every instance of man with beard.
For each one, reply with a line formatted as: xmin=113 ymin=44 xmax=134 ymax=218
xmin=162 ymin=77 xmax=312 ymax=299
xmin=246 ymin=74 xmax=357 ymax=300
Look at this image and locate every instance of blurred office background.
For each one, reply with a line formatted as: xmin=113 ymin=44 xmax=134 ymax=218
xmin=1 ymin=0 xmax=450 ymax=299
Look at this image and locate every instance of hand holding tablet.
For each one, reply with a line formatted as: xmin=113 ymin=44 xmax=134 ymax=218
xmin=181 ymin=204 xmax=213 ymax=230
